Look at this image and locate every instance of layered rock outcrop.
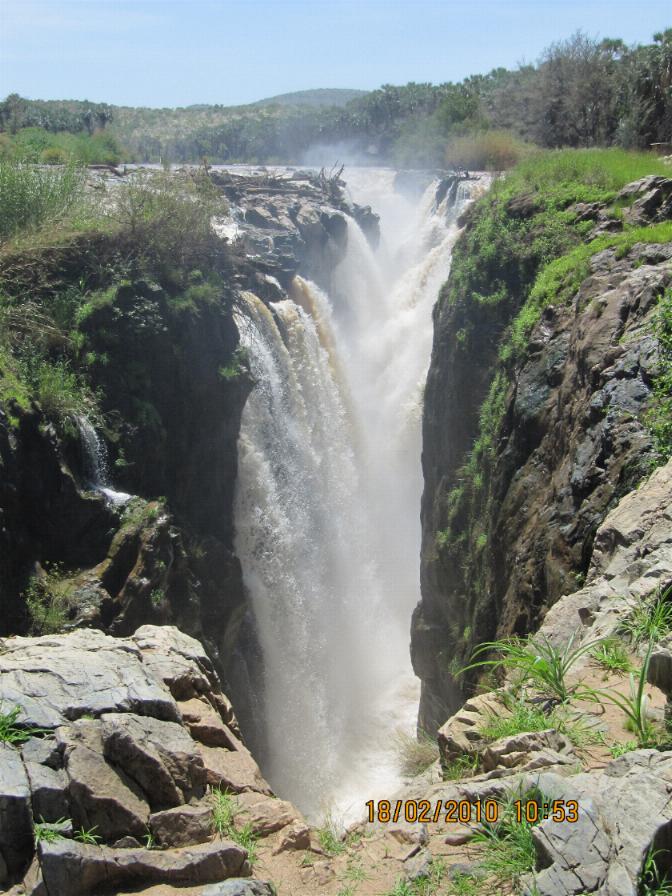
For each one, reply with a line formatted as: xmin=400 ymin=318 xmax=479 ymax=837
xmin=0 ymin=625 xmax=301 ymax=895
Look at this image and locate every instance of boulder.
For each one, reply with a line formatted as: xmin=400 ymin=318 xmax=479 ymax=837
xmin=437 ymin=691 xmax=506 ymax=763
xmin=0 ymin=743 xmax=33 ymax=882
xmin=649 ymin=637 xmax=672 ymax=699
xmin=481 ymin=729 xmax=576 ymax=774
xmin=522 ymin=751 xmax=672 ymax=895
xmin=38 ymin=838 xmax=249 ymax=896
xmin=198 ymin=744 xmax=271 ymax=795
xmin=233 ymin=792 xmax=300 ymax=836
xmin=200 ymin=881 xmax=276 ymax=896
xmin=132 ymin=626 xmax=239 ymax=734
xmin=58 ymin=719 xmax=150 ymax=841
xmin=101 ymin=711 xmax=207 ymax=808
xmin=22 ymin=758 xmax=68 ymax=823
xmin=272 ymin=822 xmax=311 ymax=854
xmin=179 ymin=697 xmax=240 ymax=748
xmin=150 ymin=803 xmax=214 ymax=847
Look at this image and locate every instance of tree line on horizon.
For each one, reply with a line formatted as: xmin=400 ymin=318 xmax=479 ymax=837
xmin=0 ymin=29 xmax=670 ymax=169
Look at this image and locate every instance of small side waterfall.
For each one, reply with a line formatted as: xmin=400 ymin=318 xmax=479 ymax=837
xmin=76 ymin=416 xmax=132 ymax=506
xmin=233 ymin=170 xmax=480 ymax=821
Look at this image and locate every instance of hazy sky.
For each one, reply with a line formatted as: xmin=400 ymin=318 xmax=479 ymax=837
xmin=1 ymin=0 xmax=670 ymax=108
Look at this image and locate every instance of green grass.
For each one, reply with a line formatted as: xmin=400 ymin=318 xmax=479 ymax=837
xmin=384 ymin=859 xmax=447 ymax=896
xmin=507 ymin=220 xmax=672 ymax=359
xmin=73 ymin=825 xmax=101 ymax=845
xmin=316 ymin=816 xmax=347 ymax=857
xmin=0 ymin=160 xmax=84 ymax=242
xmin=443 ymin=752 xmax=480 ymax=780
xmin=497 ymin=148 xmax=670 ymax=199
xmin=210 ymin=788 xmax=258 ymax=864
xmin=590 ymin=639 xmax=634 ymax=675
xmin=471 ymin=788 xmax=542 ymax=885
xmin=640 ymin=847 xmax=672 ymax=896
xmin=480 ymin=700 xmax=550 ymax=741
xmin=0 ymin=704 xmax=48 ymax=745
xmin=33 ymin=817 xmax=68 ymax=844
xmin=609 ymin=740 xmax=638 ymax=758
xmin=618 ymin=586 xmax=672 ymax=645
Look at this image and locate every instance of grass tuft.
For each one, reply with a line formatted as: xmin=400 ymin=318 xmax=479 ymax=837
xmin=394 ymin=730 xmax=440 ymax=777
xmin=210 ymin=788 xmax=258 ymax=864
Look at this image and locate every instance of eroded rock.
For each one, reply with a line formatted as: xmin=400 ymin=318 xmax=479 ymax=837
xmin=38 ymin=838 xmax=249 ymax=896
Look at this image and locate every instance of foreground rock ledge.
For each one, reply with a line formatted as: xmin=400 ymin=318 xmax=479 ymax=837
xmin=0 ymin=625 xmax=296 ymax=895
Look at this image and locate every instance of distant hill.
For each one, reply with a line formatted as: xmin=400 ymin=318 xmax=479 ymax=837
xmin=254 ymin=89 xmax=367 ymax=109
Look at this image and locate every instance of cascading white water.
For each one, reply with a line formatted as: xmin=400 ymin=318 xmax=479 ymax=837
xmin=76 ymin=416 xmax=132 ymax=506
xmin=234 ymin=169 xmax=479 ymax=822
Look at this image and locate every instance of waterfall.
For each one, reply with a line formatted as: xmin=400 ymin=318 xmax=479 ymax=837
xmin=76 ymin=416 xmax=132 ymax=506
xmin=234 ymin=169 xmax=479 ymax=822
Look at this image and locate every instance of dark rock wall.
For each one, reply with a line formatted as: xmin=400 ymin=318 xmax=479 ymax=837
xmin=414 ymin=207 xmax=672 ymax=731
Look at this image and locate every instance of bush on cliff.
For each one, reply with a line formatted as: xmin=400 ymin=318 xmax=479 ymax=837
xmin=444 ymin=130 xmax=532 ymax=171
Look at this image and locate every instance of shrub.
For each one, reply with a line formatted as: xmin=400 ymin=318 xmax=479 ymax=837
xmin=23 ymin=564 xmax=76 ymax=635
xmin=103 ymin=169 xmax=226 ymax=281
xmin=462 ymin=631 xmax=599 ymax=702
xmin=445 ymin=130 xmax=533 ymax=170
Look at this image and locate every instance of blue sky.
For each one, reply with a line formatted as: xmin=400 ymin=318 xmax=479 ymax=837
xmin=1 ymin=0 xmax=670 ymax=108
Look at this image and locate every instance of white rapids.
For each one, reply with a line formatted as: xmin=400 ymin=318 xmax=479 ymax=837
xmin=233 ymin=168 xmax=479 ymax=823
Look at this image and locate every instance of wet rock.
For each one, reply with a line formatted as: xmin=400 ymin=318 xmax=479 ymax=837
xmin=415 ymin=224 xmax=672 ymax=729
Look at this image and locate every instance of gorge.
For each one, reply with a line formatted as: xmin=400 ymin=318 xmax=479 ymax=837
xmin=1 ymin=151 xmax=672 ymax=896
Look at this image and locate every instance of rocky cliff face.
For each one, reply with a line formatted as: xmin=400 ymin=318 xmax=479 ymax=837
xmin=413 ymin=175 xmax=672 ymax=732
